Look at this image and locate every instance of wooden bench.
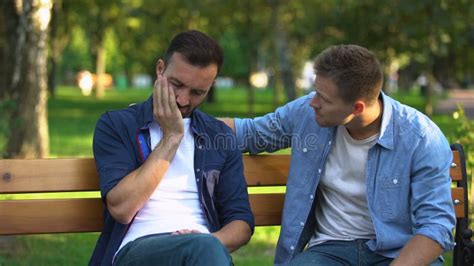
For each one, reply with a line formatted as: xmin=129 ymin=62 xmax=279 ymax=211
xmin=1 ymin=144 xmax=473 ymax=265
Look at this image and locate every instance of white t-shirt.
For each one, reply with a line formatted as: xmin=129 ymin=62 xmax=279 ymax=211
xmin=117 ymin=118 xmax=209 ymax=253
xmin=309 ymin=125 xmax=378 ymax=247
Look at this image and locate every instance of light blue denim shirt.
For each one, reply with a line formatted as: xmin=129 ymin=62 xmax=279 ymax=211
xmin=235 ymin=92 xmax=456 ymax=266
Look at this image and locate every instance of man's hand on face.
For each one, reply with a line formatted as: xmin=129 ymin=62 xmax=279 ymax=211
xmin=153 ymin=75 xmax=184 ymax=142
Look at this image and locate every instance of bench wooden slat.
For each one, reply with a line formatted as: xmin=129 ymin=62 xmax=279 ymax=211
xmin=451 ymin=187 xmax=466 ymax=218
xmin=450 ymin=150 xmax=462 ymax=181
xmin=0 ymin=159 xmax=99 ymax=193
xmin=1 ymin=152 xmax=460 ymax=193
xmin=243 ymin=155 xmax=289 ymax=186
xmin=0 ymin=193 xmax=285 ymax=235
xmin=0 ymin=156 xmax=290 ymax=194
xmin=0 ymin=198 xmax=103 ymax=235
xmin=250 ymin=193 xmax=284 ymax=226
xmin=0 ymin=187 xmax=464 ymax=235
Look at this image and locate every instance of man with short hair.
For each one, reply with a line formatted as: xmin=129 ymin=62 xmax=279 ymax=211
xmin=223 ymin=44 xmax=455 ymax=265
xmin=90 ymin=30 xmax=254 ymax=266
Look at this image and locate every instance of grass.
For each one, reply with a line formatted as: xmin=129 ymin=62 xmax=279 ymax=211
xmin=0 ymin=86 xmax=459 ymax=265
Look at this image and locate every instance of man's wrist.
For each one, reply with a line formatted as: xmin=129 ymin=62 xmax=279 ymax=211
xmin=160 ymin=133 xmax=183 ymax=148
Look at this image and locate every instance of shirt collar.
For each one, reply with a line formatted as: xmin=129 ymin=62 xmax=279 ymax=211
xmin=139 ymin=95 xmax=154 ymax=130
xmin=377 ymin=92 xmax=394 ymax=150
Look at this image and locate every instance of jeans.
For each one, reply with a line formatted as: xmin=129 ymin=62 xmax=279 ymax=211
xmin=289 ymin=240 xmax=443 ymax=266
xmin=114 ymin=233 xmax=232 ymax=266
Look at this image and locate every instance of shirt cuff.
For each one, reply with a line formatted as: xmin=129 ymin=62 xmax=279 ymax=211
xmin=415 ymin=223 xmax=455 ymax=251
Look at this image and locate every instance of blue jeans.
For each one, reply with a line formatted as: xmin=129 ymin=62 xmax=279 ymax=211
xmin=114 ymin=233 xmax=232 ymax=266
xmin=289 ymin=240 xmax=443 ymax=266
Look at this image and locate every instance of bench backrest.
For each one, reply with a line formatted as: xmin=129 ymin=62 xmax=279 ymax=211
xmin=0 ymin=146 xmax=468 ymax=236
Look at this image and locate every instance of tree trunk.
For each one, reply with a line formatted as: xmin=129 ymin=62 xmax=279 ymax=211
xmin=2 ymin=1 xmax=19 ymax=101
xmin=47 ymin=0 xmax=59 ymax=98
xmin=0 ymin=2 xmax=7 ymax=100
xmin=47 ymin=0 xmax=71 ymax=98
xmin=4 ymin=0 xmax=52 ymax=159
xmin=269 ymin=0 xmax=296 ymax=102
xmin=48 ymin=51 xmax=57 ymax=98
xmin=245 ymin=0 xmax=256 ymax=116
xmin=95 ymin=39 xmax=106 ymax=98
xmin=424 ymin=75 xmax=433 ymax=117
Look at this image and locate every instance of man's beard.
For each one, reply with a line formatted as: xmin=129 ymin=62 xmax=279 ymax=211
xmin=177 ymin=103 xmax=192 ymax=118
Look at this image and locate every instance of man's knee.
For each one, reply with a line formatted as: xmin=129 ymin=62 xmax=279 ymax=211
xmin=189 ymin=234 xmax=226 ymax=252
xmin=188 ymin=234 xmax=230 ymax=265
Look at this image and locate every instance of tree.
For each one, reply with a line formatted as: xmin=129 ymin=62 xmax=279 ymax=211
xmin=269 ymin=0 xmax=297 ymax=102
xmin=47 ymin=0 xmax=74 ymax=98
xmin=86 ymin=1 xmax=122 ymax=98
xmin=2 ymin=0 xmax=52 ymax=158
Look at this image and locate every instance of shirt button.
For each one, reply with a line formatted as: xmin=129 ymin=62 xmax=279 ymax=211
xmin=328 ymin=141 xmax=332 ymax=145
xmin=196 ymin=168 xmax=200 ymax=172
xmin=198 ymin=145 xmax=203 ymax=149
xmin=302 ymin=148 xmax=307 ymax=153
xmin=196 ymin=178 xmax=200 ymax=182
xmin=393 ymin=179 xmax=398 ymax=184
xmin=310 ymin=195 xmax=314 ymax=200
xmin=318 ymin=169 xmax=322 ymax=174
xmin=290 ymin=245 xmax=295 ymax=251
xmin=300 ymin=222 xmax=304 ymax=227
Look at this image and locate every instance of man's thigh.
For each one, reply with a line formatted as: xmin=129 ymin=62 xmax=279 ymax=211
xmin=115 ymin=233 xmax=231 ymax=266
xmin=289 ymin=240 xmax=392 ymax=266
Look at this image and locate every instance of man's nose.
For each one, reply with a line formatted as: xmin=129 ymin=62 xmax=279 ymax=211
xmin=175 ymin=91 xmax=190 ymax=107
xmin=310 ymin=96 xmax=320 ymax=109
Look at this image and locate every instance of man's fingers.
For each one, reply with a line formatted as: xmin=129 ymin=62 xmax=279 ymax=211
xmin=153 ymin=76 xmax=163 ymax=120
xmin=167 ymin=84 xmax=182 ymax=118
xmin=161 ymin=76 xmax=171 ymax=115
xmin=172 ymin=229 xmax=201 ymax=235
xmin=153 ymin=75 xmax=184 ymax=138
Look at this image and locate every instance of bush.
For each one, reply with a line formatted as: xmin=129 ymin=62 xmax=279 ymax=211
xmin=0 ymin=99 xmax=15 ymax=156
xmin=451 ymin=105 xmax=474 ymax=170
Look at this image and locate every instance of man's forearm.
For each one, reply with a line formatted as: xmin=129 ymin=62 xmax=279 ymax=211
xmin=212 ymin=220 xmax=252 ymax=252
xmin=106 ymin=136 xmax=182 ymax=224
xmin=391 ymin=234 xmax=443 ymax=266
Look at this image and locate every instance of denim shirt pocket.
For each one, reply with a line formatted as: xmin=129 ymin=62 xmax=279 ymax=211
xmin=378 ymin=176 xmax=409 ymax=220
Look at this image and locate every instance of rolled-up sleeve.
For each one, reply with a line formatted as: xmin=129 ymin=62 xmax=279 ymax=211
xmin=410 ymin=129 xmax=456 ymax=251
xmin=93 ymin=113 xmax=136 ymax=202
xmin=234 ymin=95 xmax=313 ymax=154
xmin=214 ymin=130 xmax=255 ymax=233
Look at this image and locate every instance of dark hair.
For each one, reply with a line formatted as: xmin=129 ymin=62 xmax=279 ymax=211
xmin=314 ymin=44 xmax=383 ymax=104
xmin=164 ymin=30 xmax=224 ymax=73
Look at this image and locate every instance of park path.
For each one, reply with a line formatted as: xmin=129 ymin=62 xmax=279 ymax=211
xmin=435 ymin=89 xmax=474 ymax=118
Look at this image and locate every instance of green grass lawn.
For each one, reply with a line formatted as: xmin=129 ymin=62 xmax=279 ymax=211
xmin=0 ymin=86 xmax=457 ymax=265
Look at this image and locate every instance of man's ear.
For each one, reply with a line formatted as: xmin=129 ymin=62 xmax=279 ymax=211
xmin=156 ymin=59 xmax=165 ymax=76
xmin=352 ymin=101 xmax=365 ymax=116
